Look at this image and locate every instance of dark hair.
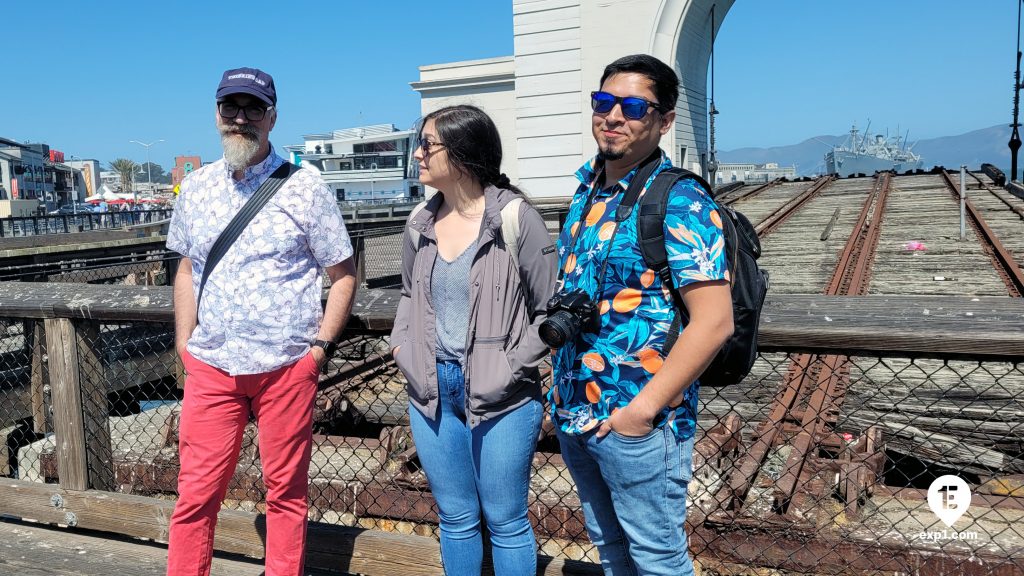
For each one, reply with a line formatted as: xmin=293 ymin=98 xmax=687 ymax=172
xmin=420 ymin=104 xmax=523 ymax=195
xmin=599 ymin=54 xmax=679 ymax=112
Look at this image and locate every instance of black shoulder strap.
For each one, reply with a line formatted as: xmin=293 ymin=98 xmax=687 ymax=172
xmin=196 ymin=162 xmax=299 ymax=315
xmin=636 ymin=166 xmax=714 ymax=351
xmin=614 ymin=149 xmax=664 ymax=222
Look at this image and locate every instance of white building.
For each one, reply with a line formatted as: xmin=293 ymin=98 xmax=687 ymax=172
xmin=100 ymin=171 xmax=122 ymax=190
xmin=716 ymin=162 xmax=796 ymax=185
xmin=412 ymin=0 xmax=734 ymax=198
xmin=67 ymin=159 xmax=102 ymax=199
xmin=0 ymin=137 xmax=45 ymax=202
xmin=284 ymin=124 xmax=421 ymax=203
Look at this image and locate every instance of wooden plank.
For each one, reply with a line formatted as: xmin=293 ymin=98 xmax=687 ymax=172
xmin=0 ymin=479 xmax=600 ymax=576
xmin=4 ymin=283 xmax=1024 ymax=358
xmin=43 ymin=318 xmax=113 ymax=491
xmin=28 ymin=320 xmax=47 ymax=434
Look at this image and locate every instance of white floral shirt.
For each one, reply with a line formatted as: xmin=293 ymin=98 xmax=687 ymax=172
xmin=167 ymin=147 xmax=353 ymax=375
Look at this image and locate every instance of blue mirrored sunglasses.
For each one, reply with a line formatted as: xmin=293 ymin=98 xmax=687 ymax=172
xmin=590 ymin=91 xmax=664 ymax=120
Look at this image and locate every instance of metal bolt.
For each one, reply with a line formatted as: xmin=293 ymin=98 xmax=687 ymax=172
xmin=42 ymin=384 xmax=51 ymax=396
xmin=64 ymin=511 xmax=78 ymax=527
xmin=50 ymin=494 xmax=63 ymax=508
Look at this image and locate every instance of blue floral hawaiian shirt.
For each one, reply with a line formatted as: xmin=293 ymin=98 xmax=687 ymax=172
xmin=548 ymin=150 xmax=728 ymax=441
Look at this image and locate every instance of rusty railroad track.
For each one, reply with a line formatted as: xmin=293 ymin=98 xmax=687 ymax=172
xmin=940 ymin=170 xmax=1024 ymax=297
xmin=717 ymin=172 xmax=892 ymax=525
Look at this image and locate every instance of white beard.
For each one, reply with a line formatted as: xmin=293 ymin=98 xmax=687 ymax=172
xmin=220 ymin=128 xmax=261 ymax=171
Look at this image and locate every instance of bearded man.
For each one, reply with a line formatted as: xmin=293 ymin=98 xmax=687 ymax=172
xmin=165 ymin=67 xmax=356 ymax=576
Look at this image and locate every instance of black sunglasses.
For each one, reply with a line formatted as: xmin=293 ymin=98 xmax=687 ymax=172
xmin=591 ymin=91 xmax=665 ymax=120
xmin=417 ymin=137 xmax=445 ymax=154
xmin=218 ymin=101 xmax=273 ymax=121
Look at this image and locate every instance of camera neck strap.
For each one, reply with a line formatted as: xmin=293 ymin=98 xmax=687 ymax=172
xmin=559 ymin=149 xmax=664 ymax=297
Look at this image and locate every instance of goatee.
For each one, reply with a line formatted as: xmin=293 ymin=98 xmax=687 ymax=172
xmin=597 ymin=146 xmax=625 ymax=162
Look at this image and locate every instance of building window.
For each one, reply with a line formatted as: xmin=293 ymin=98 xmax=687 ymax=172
xmin=325 ymin=144 xmax=333 ymax=154
xmin=354 ymin=141 xmax=397 ymax=153
xmin=335 ymin=187 xmax=345 ymax=201
xmin=353 ymin=155 xmax=400 ymax=170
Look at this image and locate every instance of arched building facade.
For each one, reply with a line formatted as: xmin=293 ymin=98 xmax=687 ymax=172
xmin=411 ymin=0 xmax=733 ymax=198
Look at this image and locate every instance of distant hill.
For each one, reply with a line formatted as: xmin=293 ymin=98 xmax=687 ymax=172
xmin=718 ymin=124 xmax=1014 ymax=176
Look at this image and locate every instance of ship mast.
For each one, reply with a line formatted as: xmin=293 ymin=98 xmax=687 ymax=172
xmin=1011 ymin=0 xmax=1022 ymax=181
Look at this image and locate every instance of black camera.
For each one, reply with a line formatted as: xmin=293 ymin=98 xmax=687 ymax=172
xmin=539 ymin=289 xmax=601 ymax=349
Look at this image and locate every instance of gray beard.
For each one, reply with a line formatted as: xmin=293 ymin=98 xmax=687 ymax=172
xmin=220 ymin=127 xmax=262 ymax=170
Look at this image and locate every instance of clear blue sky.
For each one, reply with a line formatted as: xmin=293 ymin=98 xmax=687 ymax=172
xmin=2 ymin=1 xmax=1017 ymax=167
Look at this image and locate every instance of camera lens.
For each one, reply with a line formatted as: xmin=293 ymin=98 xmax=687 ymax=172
xmin=540 ymin=311 xmax=580 ymax=349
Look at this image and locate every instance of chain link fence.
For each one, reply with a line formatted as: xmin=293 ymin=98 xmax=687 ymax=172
xmin=0 ymin=250 xmax=177 ymax=285
xmin=0 ymin=318 xmax=48 ymax=482
xmin=4 ymin=303 xmax=1022 ymax=573
xmin=353 ymin=226 xmax=405 ymax=289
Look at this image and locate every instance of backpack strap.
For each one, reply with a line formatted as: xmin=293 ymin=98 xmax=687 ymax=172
xmin=500 ymin=197 xmax=525 ymax=271
xmin=197 ymin=161 xmax=298 ymax=316
xmin=637 ymin=167 xmax=714 ymax=353
xmin=405 ymin=200 xmax=430 ymax=250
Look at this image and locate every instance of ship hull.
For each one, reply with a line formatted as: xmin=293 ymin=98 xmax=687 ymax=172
xmin=825 ymin=151 xmax=923 ymax=177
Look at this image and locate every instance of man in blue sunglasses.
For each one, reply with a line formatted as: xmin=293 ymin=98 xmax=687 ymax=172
xmin=548 ymin=54 xmax=734 ymax=575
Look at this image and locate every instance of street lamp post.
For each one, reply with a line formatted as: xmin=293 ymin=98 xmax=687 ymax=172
xmin=129 ymin=139 xmax=164 ymax=207
xmin=69 ymin=155 xmax=77 ymax=215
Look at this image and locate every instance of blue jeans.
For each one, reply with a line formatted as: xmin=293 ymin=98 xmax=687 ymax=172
xmin=556 ymin=425 xmax=696 ymax=576
xmin=409 ymin=360 xmax=543 ymax=576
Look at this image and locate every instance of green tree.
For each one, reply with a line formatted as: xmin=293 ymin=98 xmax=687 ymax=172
xmin=108 ymin=158 xmax=138 ymax=193
xmin=137 ymin=162 xmax=171 ymax=184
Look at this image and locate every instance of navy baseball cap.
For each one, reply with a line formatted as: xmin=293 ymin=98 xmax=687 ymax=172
xmin=216 ymin=67 xmax=276 ymax=106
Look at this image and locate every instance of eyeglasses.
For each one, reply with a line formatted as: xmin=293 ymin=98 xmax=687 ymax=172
xmin=417 ymin=137 xmax=445 ymax=154
xmin=591 ymin=91 xmax=665 ymax=120
xmin=217 ymin=101 xmax=273 ymax=121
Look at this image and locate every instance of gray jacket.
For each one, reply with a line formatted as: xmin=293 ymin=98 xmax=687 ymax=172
xmin=390 ymin=186 xmax=558 ymax=427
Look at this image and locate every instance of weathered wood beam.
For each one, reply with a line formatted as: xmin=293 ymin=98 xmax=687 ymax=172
xmin=0 ymin=479 xmax=600 ymax=575
xmin=5 ymin=284 xmax=1022 ymax=359
xmin=43 ymin=318 xmax=113 ymax=491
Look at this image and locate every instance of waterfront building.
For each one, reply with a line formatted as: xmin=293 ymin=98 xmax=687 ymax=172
xmin=0 ymin=137 xmax=84 ymax=214
xmin=67 ymin=159 xmax=102 ymax=199
xmin=171 ymin=155 xmax=202 ymax=187
xmin=0 ymin=136 xmax=46 ymax=204
xmin=100 ymin=171 xmax=122 ymax=191
xmin=283 ymin=124 xmax=421 ymax=203
xmin=412 ymin=0 xmax=733 ymax=198
xmin=716 ymin=162 xmax=796 ymax=184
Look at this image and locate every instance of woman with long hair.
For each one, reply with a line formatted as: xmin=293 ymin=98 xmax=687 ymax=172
xmin=390 ymin=105 xmax=557 ymax=575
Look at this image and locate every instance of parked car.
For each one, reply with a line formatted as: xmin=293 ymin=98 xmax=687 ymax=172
xmin=49 ymin=203 xmax=97 ymax=215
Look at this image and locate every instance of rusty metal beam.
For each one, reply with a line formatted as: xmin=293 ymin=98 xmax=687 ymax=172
xmin=941 ymin=170 xmax=1024 ymax=297
xmin=754 ymin=175 xmax=836 ymax=237
xmin=968 ymin=171 xmax=1024 ymax=220
xmin=720 ymin=178 xmax=783 ymax=206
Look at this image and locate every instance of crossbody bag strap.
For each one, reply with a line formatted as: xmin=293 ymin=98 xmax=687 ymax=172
xmin=196 ymin=162 xmax=299 ymax=316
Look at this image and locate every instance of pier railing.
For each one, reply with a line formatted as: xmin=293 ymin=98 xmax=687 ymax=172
xmin=0 ymin=209 xmax=173 ymax=237
xmin=1 ymin=283 xmax=1023 ymax=575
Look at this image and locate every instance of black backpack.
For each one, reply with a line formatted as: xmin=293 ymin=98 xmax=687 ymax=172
xmin=621 ymin=164 xmax=769 ymax=387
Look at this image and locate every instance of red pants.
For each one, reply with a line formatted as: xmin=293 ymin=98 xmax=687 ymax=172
xmin=167 ymin=350 xmax=319 ymax=576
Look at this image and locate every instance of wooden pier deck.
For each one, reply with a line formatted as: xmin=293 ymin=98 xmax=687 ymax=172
xmin=2 ymin=171 xmax=1024 ymax=575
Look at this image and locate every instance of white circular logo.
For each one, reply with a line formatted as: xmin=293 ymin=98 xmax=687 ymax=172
xmin=927 ymin=475 xmax=971 ymax=527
